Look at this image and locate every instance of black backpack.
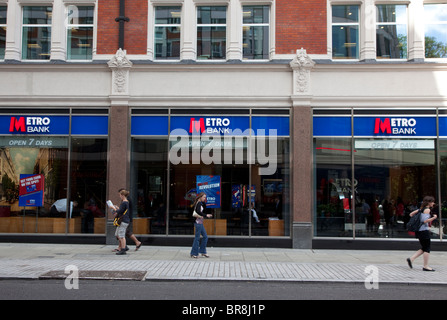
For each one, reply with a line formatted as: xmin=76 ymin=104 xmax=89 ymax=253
xmin=407 ymin=209 xmax=423 ymax=232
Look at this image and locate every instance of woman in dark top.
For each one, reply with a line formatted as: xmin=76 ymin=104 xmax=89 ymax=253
xmin=407 ymin=196 xmax=438 ymax=271
xmin=190 ymin=192 xmax=212 ymax=258
xmin=113 ymin=189 xmax=131 ymax=255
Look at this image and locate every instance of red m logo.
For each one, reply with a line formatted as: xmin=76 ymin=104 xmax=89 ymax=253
xmin=189 ymin=118 xmax=205 ymax=134
xmin=9 ymin=117 xmax=26 ymax=132
xmin=374 ymin=118 xmax=391 ymax=134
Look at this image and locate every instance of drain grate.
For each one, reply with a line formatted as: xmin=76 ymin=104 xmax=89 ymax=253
xmin=39 ymin=270 xmax=147 ymax=281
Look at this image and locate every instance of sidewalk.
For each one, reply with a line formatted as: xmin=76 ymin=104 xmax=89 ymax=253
xmin=0 ymin=242 xmax=446 ymax=284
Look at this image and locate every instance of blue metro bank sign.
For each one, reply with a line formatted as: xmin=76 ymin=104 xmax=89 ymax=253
xmin=4 ymin=116 xmax=69 ymax=135
xmin=314 ymin=116 xmax=437 ymax=137
xmin=355 ymin=117 xmax=436 ymax=137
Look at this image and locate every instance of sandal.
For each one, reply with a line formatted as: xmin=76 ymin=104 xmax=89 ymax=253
xmin=135 ymin=243 xmax=142 ymax=251
xmin=191 ymin=255 xmax=198 ymax=259
xmin=201 ymin=254 xmax=210 ymax=258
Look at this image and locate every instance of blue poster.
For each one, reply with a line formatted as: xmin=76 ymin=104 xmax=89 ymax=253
xmin=19 ymin=174 xmax=44 ymax=207
xmin=196 ymin=175 xmax=221 ymax=208
xmin=232 ymin=184 xmax=242 ymax=208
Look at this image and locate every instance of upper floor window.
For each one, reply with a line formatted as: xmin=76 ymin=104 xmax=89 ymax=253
xmin=424 ymin=3 xmax=447 ymax=58
xmin=0 ymin=6 xmax=6 ymax=60
xmin=376 ymin=4 xmax=407 ymax=59
xmin=332 ymin=5 xmax=359 ymax=59
xmin=154 ymin=6 xmax=181 ymax=60
xmin=22 ymin=6 xmax=52 ymax=60
xmin=242 ymin=5 xmax=269 ymax=60
xmin=197 ymin=6 xmax=226 ymax=60
xmin=67 ymin=5 xmax=94 ymax=60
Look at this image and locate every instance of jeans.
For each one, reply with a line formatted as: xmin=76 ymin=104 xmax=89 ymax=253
xmin=190 ymin=223 xmax=208 ymax=256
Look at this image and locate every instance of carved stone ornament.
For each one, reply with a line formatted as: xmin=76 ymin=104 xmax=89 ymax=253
xmin=289 ymin=48 xmax=315 ymax=95
xmin=108 ymin=49 xmax=133 ymax=95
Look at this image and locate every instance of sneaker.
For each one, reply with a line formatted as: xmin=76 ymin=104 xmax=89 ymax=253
xmin=116 ymin=249 xmax=127 ymax=255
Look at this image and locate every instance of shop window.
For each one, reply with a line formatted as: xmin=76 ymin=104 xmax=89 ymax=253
xmin=253 ymin=137 xmax=290 ymax=237
xmin=354 ymin=138 xmax=436 ymax=238
xmin=0 ymin=6 xmax=6 ymax=60
xmin=167 ymin=133 xmax=250 ymax=236
xmin=332 ymin=5 xmax=359 ymax=59
xmin=315 ymin=138 xmax=353 ymax=237
xmin=131 ymin=138 xmax=168 ymax=235
xmin=154 ymin=6 xmax=181 ymax=60
xmin=67 ymin=5 xmax=94 ymax=60
xmin=242 ymin=5 xmax=269 ymax=60
xmin=376 ymin=4 xmax=408 ymax=59
xmin=22 ymin=6 xmax=52 ymax=60
xmin=438 ymin=140 xmax=447 ymax=237
xmin=130 ymin=110 xmax=291 ymax=238
xmin=197 ymin=6 xmax=227 ymax=60
xmin=424 ymin=3 xmax=447 ymax=58
xmin=0 ymin=143 xmax=68 ymax=233
xmin=69 ymin=138 xmax=107 ymax=234
xmin=0 ymin=111 xmax=109 ymax=235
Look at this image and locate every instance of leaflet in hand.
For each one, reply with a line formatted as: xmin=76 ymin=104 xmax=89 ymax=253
xmin=106 ymin=200 xmax=114 ymax=208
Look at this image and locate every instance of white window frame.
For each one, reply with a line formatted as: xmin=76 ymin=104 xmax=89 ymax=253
xmin=66 ymin=4 xmax=95 ymax=61
xmin=21 ymin=5 xmax=53 ymax=61
xmin=330 ymin=3 xmax=361 ymax=60
xmin=153 ymin=5 xmax=182 ymax=61
xmin=423 ymin=2 xmax=447 ymax=60
xmin=196 ymin=5 xmax=228 ymax=61
xmin=242 ymin=4 xmax=270 ymax=61
xmin=0 ymin=4 xmax=6 ymax=60
xmin=375 ymin=3 xmax=408 ymax=60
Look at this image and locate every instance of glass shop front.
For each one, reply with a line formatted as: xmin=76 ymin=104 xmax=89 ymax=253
xmin=0 ymin=108 xmax=108 ymax=236
xmin=314 ymin=109 xmax=447 ymax=241
xmin=130 ymin=108 xmax=291 ymax=239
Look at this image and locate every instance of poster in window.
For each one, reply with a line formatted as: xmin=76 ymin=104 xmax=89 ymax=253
xmin=196 ymin=175 xmax=221 ymax=208
xmin=19 ymin=174 xmax=44 ymax=207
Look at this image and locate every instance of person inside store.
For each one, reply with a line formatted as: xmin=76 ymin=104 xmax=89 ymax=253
xmin=274 ymin=195 xmax=282 ymax=219
xmin=50 ymin=199 xmax=78 ymax=218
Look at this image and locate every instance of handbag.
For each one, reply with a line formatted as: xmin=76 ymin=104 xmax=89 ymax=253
xmin=113 ymin=209 xmax=127 ymax=227
xmin=192 ymin=203 xmax=200 ymax=218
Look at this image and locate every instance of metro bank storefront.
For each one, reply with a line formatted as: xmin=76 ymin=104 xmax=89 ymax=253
xmin=313 ymin=109 xmax=447 ymax=247
xmin=0 ymin=107 xmax=292 ymax=247
xmin=0 ymin=108 xmax=109 ymax=239
xmin=130 ymin=108 xmax=291 ymax=246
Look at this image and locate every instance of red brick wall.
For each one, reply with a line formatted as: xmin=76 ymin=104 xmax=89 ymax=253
xmin=125 ymin=0 xmax=148 ymax=54
xmin=97 ymin=0 xmax=325 ymax=56
xmin=97 ymin=0 xmax=147 ymax=55
xmin=276 ymin=0 xmax=327 ymax=55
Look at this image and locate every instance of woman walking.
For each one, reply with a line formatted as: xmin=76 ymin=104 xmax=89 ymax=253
xmin=190 ymin=192 xmax=212 ymax=258
xmin=113 ymin=189 xmax=131 ymax=255
xmin=406 ymin=196 xmax=438 ymax=271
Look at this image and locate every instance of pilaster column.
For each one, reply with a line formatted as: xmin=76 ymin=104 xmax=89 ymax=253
xmin=290 ymin=49 xmax=315 ymax=249
xmin=181 ymin=0 xmax=196 ymax=60
xmin=4 ymin=0 xmax=21 ymax=61
xmin=106 ymin=49 xmax=132 ymax=244
xmin=408 ymin=0 xmax=425 ymax=61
